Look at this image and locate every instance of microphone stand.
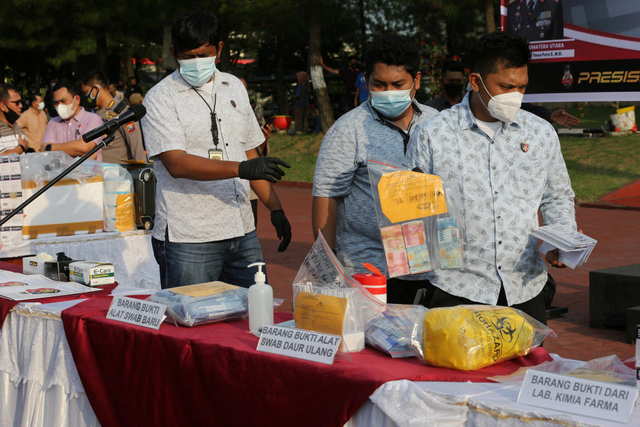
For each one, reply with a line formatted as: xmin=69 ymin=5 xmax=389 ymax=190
xmin=0 ymin=133 xmax=116 ymax=227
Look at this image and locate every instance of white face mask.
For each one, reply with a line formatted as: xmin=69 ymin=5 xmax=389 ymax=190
xmin=477 ymin=75 xmax=523 ymax=123
xmin=37 ymin=102 xmax=45 ymax=110
xmin=56 ymin=97 xmax=78 ymax=120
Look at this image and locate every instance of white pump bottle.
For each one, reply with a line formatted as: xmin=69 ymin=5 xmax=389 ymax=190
xmin=247 ymin=262 xmax=274 ymax=335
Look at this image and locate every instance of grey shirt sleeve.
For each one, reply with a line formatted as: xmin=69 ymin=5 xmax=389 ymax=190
xmin=312 ymin=125 xmax=358 ymax=198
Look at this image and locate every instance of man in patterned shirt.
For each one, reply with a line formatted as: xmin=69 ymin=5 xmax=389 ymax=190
xmin=407 ymin=31 xmax=576 ymax=324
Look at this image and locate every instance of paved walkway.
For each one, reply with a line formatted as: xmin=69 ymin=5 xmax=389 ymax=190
xmin=258 ymin=184 xmax=640 ymax=362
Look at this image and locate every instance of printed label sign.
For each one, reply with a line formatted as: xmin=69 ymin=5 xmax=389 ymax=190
xmin=256 ymin=325 xmax=341 ymax=365
xmin=106 ymin=296 xmax=167 ymax=330
xmin=518 ymin=370 xmax=638 ymax=423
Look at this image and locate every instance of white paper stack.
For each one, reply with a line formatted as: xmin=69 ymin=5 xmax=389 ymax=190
xmin=0 ymin=155 xmax=23 ymax=245
xmin=533 ymin=224 xmax=597 ymax=269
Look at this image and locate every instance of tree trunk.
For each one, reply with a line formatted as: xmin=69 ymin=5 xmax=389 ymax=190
xmin=218 ymin=18 xmax=230 ymax=72
xmin=96 ymin=27 xmax=108 ymax=74
xmin=485 ymin=0 xmax=496 ymax=33
xmin=358 ymin=0 xmax=367 ymax=57
xmin=126 ymin=51 xmax=135 ymax=79
xmin=161 ymin=24 xmax=177 ymax=72
xmin=309 ymin=0 xmax=334 ymax=133
xmin=275 ymin=36 xmax=287 ymax=116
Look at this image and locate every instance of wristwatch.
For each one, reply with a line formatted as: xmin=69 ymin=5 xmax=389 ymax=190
xmin=17 ymin=144 xmax=25 ymax=153
xmin=45 ymin=144 xmax=52 ymax=151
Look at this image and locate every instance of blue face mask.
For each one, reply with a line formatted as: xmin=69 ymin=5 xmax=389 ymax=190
xmin=369 ymin=82 xmax=415 ymax=118
xmin=178 ymin=56 xmax=217 ymax=87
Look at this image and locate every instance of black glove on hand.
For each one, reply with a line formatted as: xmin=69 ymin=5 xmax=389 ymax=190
xmin=270 ymin=209 xmax=292 ymax=252
xmin=238 ymin=157 xmax=291 ymax=183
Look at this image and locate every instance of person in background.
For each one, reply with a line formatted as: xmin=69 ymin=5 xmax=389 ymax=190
xmin=354 ymin=63 xmax=368 ymax=107
xmin=319 ymin=55 xmax=360 ymax=112
xmin=426 ymin=60 xmax=466 ymax=112
xmin=81 ymin=71 xmax=147 ymax=164
xmin=109 ymin=82 xmax=125 ymax=104
xmin=129 ymin=93 xmax=144 ymax=105
xmin=313 ymin=35 xmax=438 ymax=305
xmin=40 ymin=80 xmax=105 ymax=161
xmin=142 ymin=10 xmax=291 ymax=289
xmin=16 ymin=92 xmax=48 ymax=151
xmin=407 ymin=31 xmax=577 ymax=324
xmin=125 ymin=76 xmax=143 ymax=101
xmin=293 ymin=71 xmax=309 ymax=134
xmin=309 ymin=104 xmax=321 ymax=134
xmin=0 ymin=84 xmax=29 ymax=155
xmin=250 ymin=99 xmax=265 ymax=126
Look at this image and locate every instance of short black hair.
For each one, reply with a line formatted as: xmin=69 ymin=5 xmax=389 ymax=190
xmin=172 ymin=10 xmax=220 ymax=55
xmin=469 ymin=31 xmax=531 ymax=76
xmin=0 ymin=84 xmax=18 ymax=103
xmin=441 ymin=60 xmax=465 ymax=78
xmin=365 ymin=35 xmax=421 ymax=79
xmin=83 ymin=71 xmax=109 ymax=89
xmin=52 ymin=80 xmax=79 ymax=98
xmin=29 ymin=92 xmax=42 ymax=104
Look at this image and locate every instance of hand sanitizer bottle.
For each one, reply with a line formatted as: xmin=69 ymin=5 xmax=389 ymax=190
xmin=248 ymin=262 xmax=273 ymax=335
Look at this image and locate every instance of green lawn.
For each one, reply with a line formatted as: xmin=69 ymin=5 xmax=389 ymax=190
xmin=269 ymin=125 xmax=640 ymax=203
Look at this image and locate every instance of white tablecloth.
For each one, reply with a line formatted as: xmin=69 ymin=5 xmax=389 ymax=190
xmin=0 ymin=231 xmax=160 ymax=290
xmin=1 ymin=300 xmax=637 ymax=427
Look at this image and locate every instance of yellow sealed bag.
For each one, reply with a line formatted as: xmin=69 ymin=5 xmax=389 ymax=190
xmin=411 ymin=305 xmax=554 ymax=371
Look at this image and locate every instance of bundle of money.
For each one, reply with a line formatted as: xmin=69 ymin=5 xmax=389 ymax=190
xmin=437 ymin=217 xmax=463 ymax=269
xmin=381 ymin=225 xmax=410 ymax=277
xmin=402 ymin=221 xmax=432 ymax=274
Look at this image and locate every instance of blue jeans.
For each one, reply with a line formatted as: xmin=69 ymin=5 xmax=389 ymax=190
xmin=152 ymin=230 xmax=266 ymax=289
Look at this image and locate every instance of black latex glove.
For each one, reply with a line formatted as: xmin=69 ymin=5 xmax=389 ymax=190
xmin=238 ymin=157 xmax=291 ymax=183
xmin=270 ymin=209 xmax=292 ymax=252
xmin=411 ymin=166 xmax=424 ymax=173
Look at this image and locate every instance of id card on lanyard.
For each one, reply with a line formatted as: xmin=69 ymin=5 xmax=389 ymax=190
xmin=192 ymin=88 xmax=223 ymax=160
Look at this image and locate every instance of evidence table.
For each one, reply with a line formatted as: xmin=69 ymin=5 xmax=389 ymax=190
xmin=0 ymin=231 xmax=159 ymax=290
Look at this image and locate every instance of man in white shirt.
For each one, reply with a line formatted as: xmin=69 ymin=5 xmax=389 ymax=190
xmin=142 ymin=10 xmax=292 ymax=289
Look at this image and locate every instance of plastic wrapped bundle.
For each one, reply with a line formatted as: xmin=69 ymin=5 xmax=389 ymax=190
xmin=147 ymin=282 xmax=248 ymax=327
xmin=409 ymin=305 xmax=555 ymax=370
xmin=364 ymin=304 xmax=427 ymax=358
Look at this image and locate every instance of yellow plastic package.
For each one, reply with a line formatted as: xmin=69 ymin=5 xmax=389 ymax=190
xmin=411 ymin=305 xmax=554 ymax=371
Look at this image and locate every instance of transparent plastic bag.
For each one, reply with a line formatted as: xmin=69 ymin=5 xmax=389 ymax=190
xmin=293 ymin=232 xmax=385 ymax=353
xmin=91 ymin=163 xmax=135 ymax=232
xmin=489 ymin=354 xmax=637 ymax=386
xmin=147 ymin=282 xmax=249 ymax=327
xmin=363 ymin=303 xmax=428 ymax=358
xmin=368 ymin=157 xmax=466 ymax=278
xmin=407 ymin=305 xmax=555 ymax=370
xmin=147 ymin=281 xmax=283 ymax=328
xmin=20 ymin=152 xmax=104 ymax=239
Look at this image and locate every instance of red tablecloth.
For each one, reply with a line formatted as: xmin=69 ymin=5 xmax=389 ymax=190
xmin=0 ymin=262 xmax=117 ymax=328
xmin=61 ymin=296 xmax=552 ymax=427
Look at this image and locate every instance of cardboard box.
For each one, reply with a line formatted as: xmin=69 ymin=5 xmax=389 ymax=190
xmin=23 ymin=255 xmax=50 ymax=275
xmin=69 ymin=261 xmax=115 ymax=286
xmin=22 ymin=176 xmax=104 ymax=239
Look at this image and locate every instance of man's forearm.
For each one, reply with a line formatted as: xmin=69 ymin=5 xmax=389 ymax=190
xmin=312 ymin=196 xmax=337 ymax=249
xmin=49 ymin=139 xmax=94 ymax=157
xmin=251 ymin=180 xmax=283 ymax=212
xmin=159 ymin=150 xmax=240 ymax=181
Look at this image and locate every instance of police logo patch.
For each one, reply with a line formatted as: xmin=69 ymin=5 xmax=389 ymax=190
xmin=521 ymin=142 xmax=529 ymax=153
xmin=126 ymin=123 xmax=135 ymax=132
xmin=231 ymin=100 xmax=236 ymax=108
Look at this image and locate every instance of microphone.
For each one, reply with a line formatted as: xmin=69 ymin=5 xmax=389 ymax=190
xmin=83 ymin=104 xmax=147 ymax=143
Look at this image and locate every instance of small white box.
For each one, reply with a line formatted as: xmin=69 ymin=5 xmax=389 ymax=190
xmin=69 ymin=261 xmax=115 ymax=286
xmin=23 ymin=255 xmax=48 ymax=275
